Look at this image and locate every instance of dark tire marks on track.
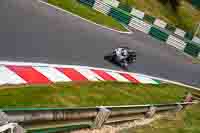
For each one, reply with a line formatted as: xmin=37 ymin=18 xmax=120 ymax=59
xmin=0 ymin=0 xmax=199 ymax=87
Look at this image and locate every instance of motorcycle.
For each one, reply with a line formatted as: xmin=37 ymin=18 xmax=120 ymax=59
xmin=104 ymin=47 xmax=136 ymax=70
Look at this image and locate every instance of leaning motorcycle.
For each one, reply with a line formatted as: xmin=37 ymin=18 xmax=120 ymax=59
xmin=104 ymin=48 xmax=136 ymax=70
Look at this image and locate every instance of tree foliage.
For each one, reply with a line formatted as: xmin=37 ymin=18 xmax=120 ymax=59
xmin=159 ymin=0 xmax=181 ymax=11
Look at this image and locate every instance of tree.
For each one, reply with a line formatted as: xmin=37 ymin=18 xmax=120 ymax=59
xmin=159 ymin=0 xmax=181 ymax=11
xmin=169 ymin=0 xmax=180 ymax=11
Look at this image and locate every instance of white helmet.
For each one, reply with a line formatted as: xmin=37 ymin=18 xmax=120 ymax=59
xmin=121 ymin=49 xmax=128 ymax=56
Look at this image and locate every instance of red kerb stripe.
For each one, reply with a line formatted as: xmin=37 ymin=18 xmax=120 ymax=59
xmin=56 ymin=68 xmax=87 ymax=81
xmin=91 ymin=69 xmax=116 ymax=81
xmin=119 ymin=73 xmax=139 ymax=83
xmin=7 ymin=66 xmax=51 ymax=84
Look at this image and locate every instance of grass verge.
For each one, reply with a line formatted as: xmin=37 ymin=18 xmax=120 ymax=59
xmin=0 ymin=82 xmax=195 ymax=108
xmin=47 ymin=0 xmax=127 ymax=32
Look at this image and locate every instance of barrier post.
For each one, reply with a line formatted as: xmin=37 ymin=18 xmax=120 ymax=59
xmin=92 ymin=107 xmax=111 ymax=129
xmin=145 ymin=106 xmax=156 ymax=118
xmin=0 ymin=111 xmax=9 ymax=125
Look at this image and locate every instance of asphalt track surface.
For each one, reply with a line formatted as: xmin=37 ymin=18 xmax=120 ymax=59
xmin=0 ymin=0 xmax=200 ymax=87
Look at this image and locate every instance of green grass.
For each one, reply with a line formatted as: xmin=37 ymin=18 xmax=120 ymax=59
xmin=123 ymin=103 xmax=200 ymax=133
xmin=119 ymin=0 xmax=200 ymax=35
xmin=0 ymin=82 xmax=194 ymax=108
xmin=47 ymin=0 xmax=127 ymax=32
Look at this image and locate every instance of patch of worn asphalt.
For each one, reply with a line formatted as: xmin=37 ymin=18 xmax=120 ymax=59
xmin=0 ymin=0 xmax=199 ymax=87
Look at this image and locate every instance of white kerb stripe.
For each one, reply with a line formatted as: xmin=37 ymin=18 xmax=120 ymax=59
xmin=130 ymin=8 xmax=144 ymax=19
xmin=111 ymin=0 xmax=119 ymax=8
xmin=0 ymin=66 xmax=26 ymax=85
xmin=133 ymin=74 xmax=158 ymax=84
xmin=75 ymin=68 xmax=104 ymax=81
xmin=174 ymin=28 xmax=186 ymax=37
xmin=106 ymin=71 xmax=129 ymax=82
xmin=33 ymin=66 xmax=71 ymax=82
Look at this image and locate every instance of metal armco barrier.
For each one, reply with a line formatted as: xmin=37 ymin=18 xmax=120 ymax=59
xmin=0 ymin=102 xmax=198 ymax=133
xmin=27 ymin=124 xmax=91 ymax=133
xmin=0 ymin=102 xmax=196 ymax=130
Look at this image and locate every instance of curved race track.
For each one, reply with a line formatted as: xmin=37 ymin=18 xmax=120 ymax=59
xmin=0 ymin=0 xmax=200 ymax=87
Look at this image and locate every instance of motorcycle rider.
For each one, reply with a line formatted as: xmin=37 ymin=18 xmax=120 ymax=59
xmin=104 ymin=47 xmax=136 ymax=69
xmin=114 ymin=47 xmax=129 ymax=66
